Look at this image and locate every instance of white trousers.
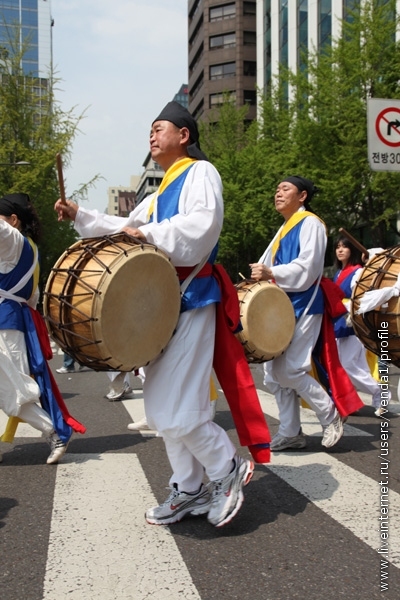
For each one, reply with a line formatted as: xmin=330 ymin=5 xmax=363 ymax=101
xmin=264 ymin=314 xmax=337 ymax=437
xmin=0 ymin=330 xmax=53 ymax=435
xmin=336 ymin=335 xmax=382 ymax=407
xmin=107 ymin=370 xmax=131 ymax=388
xmin=143 ymin=304 xmax=235 ymax=492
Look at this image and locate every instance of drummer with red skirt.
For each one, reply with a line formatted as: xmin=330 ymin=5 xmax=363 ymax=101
xmin=55 ymin=102 xmax=271 ymax=528
xmin=250 ymin=176 xmax=363 ymax=451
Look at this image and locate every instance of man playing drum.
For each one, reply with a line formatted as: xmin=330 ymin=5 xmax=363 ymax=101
xmin=55 ymin=101 xmax=270 ymax=528
xmin=250 ymin=176 xmax=348 ymax=451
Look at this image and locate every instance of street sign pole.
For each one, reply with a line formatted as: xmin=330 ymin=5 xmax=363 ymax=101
xmin=367 ymin=98 xmax=400 ymax=172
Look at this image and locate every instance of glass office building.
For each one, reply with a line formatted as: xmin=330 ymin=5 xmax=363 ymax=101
xmin=0 ymin=0 xmax=52 ymax=77
xmin=256 ymin=0 xmax=399 ymax=94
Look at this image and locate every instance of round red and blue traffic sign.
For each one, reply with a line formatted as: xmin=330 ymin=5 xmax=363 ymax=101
xmin=375 ymin=107 xmax=400 ymax=147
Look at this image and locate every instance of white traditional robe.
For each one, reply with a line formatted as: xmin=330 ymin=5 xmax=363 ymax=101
xmin=74 ymin=161 xmax=236 ymax=491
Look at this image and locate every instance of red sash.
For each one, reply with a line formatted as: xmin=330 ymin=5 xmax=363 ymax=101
xmin=318 ymin=278 xmax=364 ymax=416
xmin=335 ymin=264 xmax=362 ymax=287
xmin=176 ymin=264 xmax=212 ymax=281
xmin=212 ymin=264 xmax=271 ymax=464
xmin=30 ymin=308 xmax=86 ymax=434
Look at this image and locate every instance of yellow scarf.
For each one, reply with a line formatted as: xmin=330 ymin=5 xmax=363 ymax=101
xmin=146 ymin=157 xmax=197 ymax=222
xmin=26 ymin=237 xmax=40 ymax=299
xmin=271 ymin=210 xmax=325 ymax=264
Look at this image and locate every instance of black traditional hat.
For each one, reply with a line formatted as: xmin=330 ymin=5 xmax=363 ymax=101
xmin=0 ymin=192 xmax=34 ymax=225
xmin=282 ymin=175 xmax=318 ymax=203
xmin=152 ymin=101 xmax=208 ymax=161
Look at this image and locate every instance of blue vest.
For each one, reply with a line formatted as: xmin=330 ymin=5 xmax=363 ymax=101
xmin=0 ymin=238 xmax=36 ymax=331
xmin=150 ymin=163 xmax=221 ymax=312
xmin=274 ymin=220 xmax=324 ymax=318
xmin=333 ymin=269 xmax=355 ymax=338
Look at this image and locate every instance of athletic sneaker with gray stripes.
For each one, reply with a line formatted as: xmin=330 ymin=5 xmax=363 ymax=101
xmin=145 ymin=483 xmax=211 ymax=525
xmin=46 ymin=432 xmax=68 ymax=464
xmin=207 ymin=455 xmax=254 ymax=527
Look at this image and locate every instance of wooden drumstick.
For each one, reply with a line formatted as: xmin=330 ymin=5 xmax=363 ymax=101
xmin=56 ymin=153 xmax=67 ymax=205
xmin=339 ymin=227 xmax=369 ymax=259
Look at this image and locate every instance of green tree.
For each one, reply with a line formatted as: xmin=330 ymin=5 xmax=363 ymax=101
xmin=200 ymin=98 xmax=283 ymax=279
xmin=0 ymin=29 xmax=99 ymax=295
xmin=278 ymin=0 xmax=400 ymax=249
xmin=201 ymin=0 xmax=400 ymax=274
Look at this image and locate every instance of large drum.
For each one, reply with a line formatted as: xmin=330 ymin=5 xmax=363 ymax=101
xmin=235 ymin=280 xmax=295 ymax=363
xmin=351 ymin=245 xmax=400 ymax=367
xmin=43 ymin=233 xmax=181 ymax=371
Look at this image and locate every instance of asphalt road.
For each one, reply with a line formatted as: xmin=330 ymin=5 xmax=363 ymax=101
xmin=1 ymin=352 xmax=399 ymax=600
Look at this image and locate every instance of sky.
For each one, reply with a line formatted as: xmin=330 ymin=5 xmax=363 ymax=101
xmin=51 ymin=0 xmax=188 ymax=212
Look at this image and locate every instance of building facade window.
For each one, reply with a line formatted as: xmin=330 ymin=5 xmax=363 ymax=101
xmin=243 ymin=60 xmax=256 ymax=77
xmin=209 ymin=32 xmax=236 ymax=49
xmin=209 ymin=91 xmax=236 ymax=108
xmin=209 ymin=3 xmax=236 ymax=22
xmin=298 ymin=0 xmax=308 ymax=72
xmin=243 ymin=2 xmax=256 ymax=16
xmin=264 ymin=0 xmax=272 ymax=87
xmin=190 ymin=72 xmax=204 ymax=101
xmin=243 ymin=90 xmax=256 ymax=105
xmin=189 ymin=0 xmax=201 ymax=22
xmin=189 ymin=43 xmax=204 ymax=75
xmin=210 ymin=61 xmax=236 ymax=80
xmin=189 ymin=14 xmax=203 ymax=48
xmin=279 ymin=0 xmax=289 ymax=68
xmin=318 ymin=0 xmax=332 ymax=51
xmin=343 ymin=0 xmax=358 ymax=21
xmin=243 ymin=30 xmax=256 ymax=45
xmin=192 ymin=98 xmax=204 ymax=120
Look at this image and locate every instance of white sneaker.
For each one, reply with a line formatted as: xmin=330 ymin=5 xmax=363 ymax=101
xmin=270 ymin=431 xmax=307 ymax=451
xmin=374 ymin=406 xmax=385 ymax=417
xmin=321 ymin=413 xmax=344 ymax=448
xmin=106 ymin=381 xmax=132 ymax=401
xmin=56 ymin=366 xmax=75 ymax=374
xmin=208 ymin=455 xmax=254 ymax=527
xmin=46 ymin=432 xmax=68 ymax=464
xmin=127 ymin=417 xmax=151 ymax=431
xmin=145 ymin=483 xmax=211 ymax=525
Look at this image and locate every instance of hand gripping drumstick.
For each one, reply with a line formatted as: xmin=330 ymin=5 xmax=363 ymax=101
xmin=56 ymin=153 xmax=67 ymax=205
xmin=339 ymin=227 xmax=369 ymax=259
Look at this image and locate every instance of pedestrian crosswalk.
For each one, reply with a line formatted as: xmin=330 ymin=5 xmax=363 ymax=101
xmin=269 ymin=452 xmax=400 ymax=568
xmin=122 ymin=388 xmax=400 ymax=568
xmin=43 ymin=454 xmax=201 ymax=600
xmin=1 ymin=386 xmax=399 ymax=600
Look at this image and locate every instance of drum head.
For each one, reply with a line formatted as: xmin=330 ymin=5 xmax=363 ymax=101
xmin=237 ymin=281 xmax=295 ymax=362
xmin=93 ymin=247 xmax=181 ymax=370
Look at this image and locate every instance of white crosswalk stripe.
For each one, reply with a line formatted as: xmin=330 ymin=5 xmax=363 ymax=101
xmin=43 ymin=454 xmax=201 ymax=600
xmin=0 ymin=413 xmax=44 ymax=438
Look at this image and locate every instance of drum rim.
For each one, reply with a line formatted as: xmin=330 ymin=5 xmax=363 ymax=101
xmin=351 ymin=245 xmax=400 ymax=368
xmin=43 ymin=236 xmax=181 ymax=371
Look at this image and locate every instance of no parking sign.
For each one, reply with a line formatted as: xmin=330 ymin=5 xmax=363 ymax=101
xmin=367 ymin=98 xmax=400 ymax=171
